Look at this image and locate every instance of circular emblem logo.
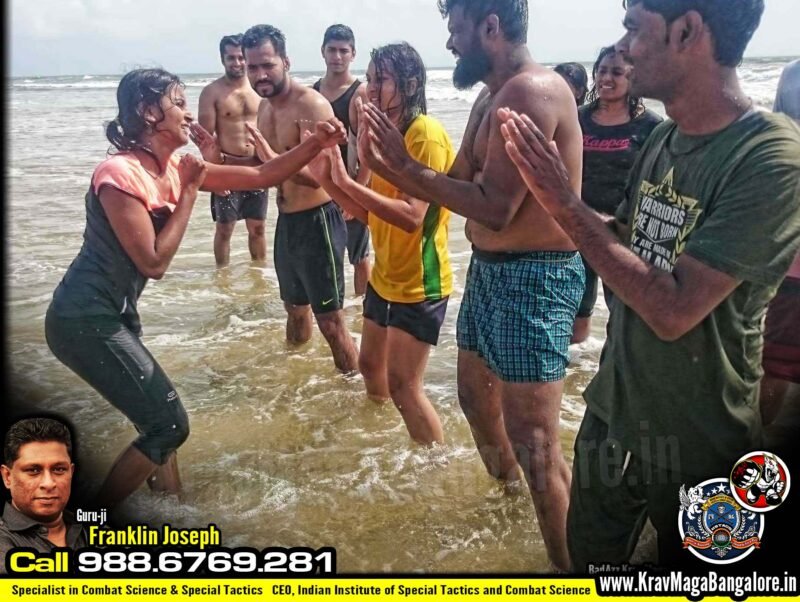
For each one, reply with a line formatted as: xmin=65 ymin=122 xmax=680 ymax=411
xmin=678 ymin=478 xmax=764 ymax=564
xmin=730 ymin=451 xmax=791 ymax=512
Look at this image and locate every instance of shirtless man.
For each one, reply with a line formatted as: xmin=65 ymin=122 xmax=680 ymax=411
xmin=242 ymin=24 xmax=359 ymax=373
xmin=314 ymin=24 xmax=371 ymax=296
xmin=359 ymin=0 xmax=583 ymax=570
xmin=198 ymin=34 xmax=267 ymax=267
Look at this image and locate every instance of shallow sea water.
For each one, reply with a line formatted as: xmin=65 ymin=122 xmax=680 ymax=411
xmin=6 ymin=58 xmax=793 ymax=571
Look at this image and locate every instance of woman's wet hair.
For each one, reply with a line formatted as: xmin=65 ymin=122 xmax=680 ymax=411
xmin=370 ymin=42 xmax=428 ymax=133
xmin=554 ymin=62 xmax=589 ymax=105
xmin=585 ymin=46 xmax=644 ymax=119
xmin=623 ymin=0 xmax=763 ymax=67
xmin=105 ymin=68 xmax=184 ymax=165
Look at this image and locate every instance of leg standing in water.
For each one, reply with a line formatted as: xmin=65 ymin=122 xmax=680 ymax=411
xmin=570 ymin=46 xmax=662 ymax=343
xmin=45 ymin=69 xmax=206 ymax=508
xmin=310 ymin=43 xmax=454 ymax=444
xmin=198 ymin=34 xmax=267 ymax=267
xmin=313 ymin=24 xmax=373 ymax=297
xmin=499 ymin=0 xmax=800 ymax=570
xmin=242 ymin=24 xmax=358 ymax=372
xmin=45 ymin=66 xmax=345 ymax=509
xmin=358 ymin=1 xmax=584 ymax=568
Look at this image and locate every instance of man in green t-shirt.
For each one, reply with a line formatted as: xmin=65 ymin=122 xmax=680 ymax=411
xmin=499 ymin=0 xmax=800 ymax=570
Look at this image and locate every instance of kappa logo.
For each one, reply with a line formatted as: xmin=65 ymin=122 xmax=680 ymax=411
xmin=678 ymin=478 xmax=764 ymax=564
xmin=730 ymin=451 xmax=791 ymax=512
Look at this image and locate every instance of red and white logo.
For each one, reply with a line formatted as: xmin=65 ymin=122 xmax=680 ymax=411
xmin=729 ymin=452 xmax=791 ymax=512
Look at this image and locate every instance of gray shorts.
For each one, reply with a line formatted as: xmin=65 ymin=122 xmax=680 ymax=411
xmin=211 ymin=190 xmax=268 ymax=224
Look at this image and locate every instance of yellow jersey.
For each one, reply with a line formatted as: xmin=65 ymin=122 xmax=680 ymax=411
xmin=368 ymin=114 xmax=455 ymax=303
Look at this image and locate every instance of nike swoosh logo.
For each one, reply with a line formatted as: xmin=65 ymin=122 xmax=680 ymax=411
xmin=322 ymin=298 xmax=334 ymax=306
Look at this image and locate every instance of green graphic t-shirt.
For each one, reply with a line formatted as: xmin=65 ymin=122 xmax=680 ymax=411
xmin=584 ymin=111 xmax=800 ymax=477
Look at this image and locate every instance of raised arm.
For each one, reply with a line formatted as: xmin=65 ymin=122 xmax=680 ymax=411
xmin=500 ymin=109 xmax=748 ymax=341
xmin=197 ymin=86 xmax=216 ymax=137
xmin=360 ymin=78 xmax=557 ymax=231
xmin=328 ymin=145 xmax=427 ymax=233
xmin=100 ymin=155 xmax=207 ymax=280
xmin=307 ymin=147 xmax=369 ymax=225
xmin=348 ymin=83 xmax=367 ymax=136
xmin=289 ymin=92 xmax=338 ymax=188
xmin=349 ymin=84 xmax=371 ymax=184
xmin=198 ymin=119 xmax=345 ymax=192
xmin=195 ymin=87 xmax=223 ymax=164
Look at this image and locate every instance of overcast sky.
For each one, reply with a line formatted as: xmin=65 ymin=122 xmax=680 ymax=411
xmin=9 ymin=0 xmax=800 ymax=77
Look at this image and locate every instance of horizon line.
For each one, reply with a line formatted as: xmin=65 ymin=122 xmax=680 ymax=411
xmin=9 ymin=54 xmax=799 ymax=80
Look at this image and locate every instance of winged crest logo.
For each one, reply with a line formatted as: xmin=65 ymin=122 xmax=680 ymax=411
xmin=678 ymin=478 xmax=764 ymax=564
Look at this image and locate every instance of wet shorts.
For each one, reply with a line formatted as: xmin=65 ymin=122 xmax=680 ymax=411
xmin=456 ymin=248 xmax=585 ymax=383
xmin=211 ymin=189 xmax=268 ymax=224
xmin=577 ymin=255 xmax=615 ymax=318
xmin=274 ymin=201 xmax=346 ymax=314
xmin=763 ymin=275 xmax=800 ymax=384
xmin=346 ymin=218 xmax=371 ymax=265
xmin=363 ymin=283 xmax=448 ymax=346
xmin=44 ymin=310 xmax=189 ymax=465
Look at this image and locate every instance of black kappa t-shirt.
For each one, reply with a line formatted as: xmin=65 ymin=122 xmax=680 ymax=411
xmin=579 ymin=106 xmax=662 ymax=215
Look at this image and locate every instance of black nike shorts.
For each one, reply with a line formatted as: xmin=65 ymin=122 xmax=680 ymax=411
xmin=274 ymin=201 xmax=346 ymax=315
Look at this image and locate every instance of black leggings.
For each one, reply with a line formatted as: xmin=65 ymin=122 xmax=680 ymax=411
xmin=45 ymin=310 xmax=189 ymax=465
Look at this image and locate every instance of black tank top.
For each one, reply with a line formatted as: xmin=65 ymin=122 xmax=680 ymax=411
xmin=313 ymin=78 xmax=361 ymax=165
xmin=50 ymin=172 xmax=172 ymax=334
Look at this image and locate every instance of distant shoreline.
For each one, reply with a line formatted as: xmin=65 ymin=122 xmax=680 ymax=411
xmin=9 ymin=55 xmax=800 ymax=80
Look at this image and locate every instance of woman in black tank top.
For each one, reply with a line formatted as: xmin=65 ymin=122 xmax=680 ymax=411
xmin=571 ymin=46 xmax=662 ymax=344
xmin=46 ymin=69 xmax=207 ymax=510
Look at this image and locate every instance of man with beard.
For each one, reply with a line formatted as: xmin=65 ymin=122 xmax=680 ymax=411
xmin=358 ymin=0 xmax=583 ymax=570
xmin=314 ymin=24 xmax=372 ymax=297
xmin=242 ymin=24 xmax=359 ymax=373
xmin=499 ymin=0 xmax=800 ymax=570
xmin=198 ymin=34 xmax=268 ymax=267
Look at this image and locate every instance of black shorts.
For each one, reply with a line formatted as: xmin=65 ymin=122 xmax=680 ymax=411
xmin=274 ymin=201 xmax=346 ymax=314
xmin=44 ymin=310 xmax=190 ymax=465
xmin=345 ymin=218 xmax=370 ymax=265
xmin=363 ymin=283 xmax=448 ymax=346
xmin=576 ymin=255 xmax=615 ymax=318
xmin=211 ymin=190 xmax=268 ymax=224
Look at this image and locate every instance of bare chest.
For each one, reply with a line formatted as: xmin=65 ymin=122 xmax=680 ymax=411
xmin=216 ymin=90 xmax=259 ymax=122
xmin=259 ymin=107 xmax=300 ymax=152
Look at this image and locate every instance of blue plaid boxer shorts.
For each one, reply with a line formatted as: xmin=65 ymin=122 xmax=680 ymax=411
xmin=457 ymin=248 xmax=585 ymax=383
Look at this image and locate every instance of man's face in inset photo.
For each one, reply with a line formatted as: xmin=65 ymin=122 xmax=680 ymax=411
xmin=1 ymin=441 xmax=74 ymax=522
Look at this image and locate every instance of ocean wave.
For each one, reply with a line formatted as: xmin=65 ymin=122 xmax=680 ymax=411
xmin=427 ymin=87 xmax=482 ymax=103
xmin=14 ymin=81 xmax=119 ymax=90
